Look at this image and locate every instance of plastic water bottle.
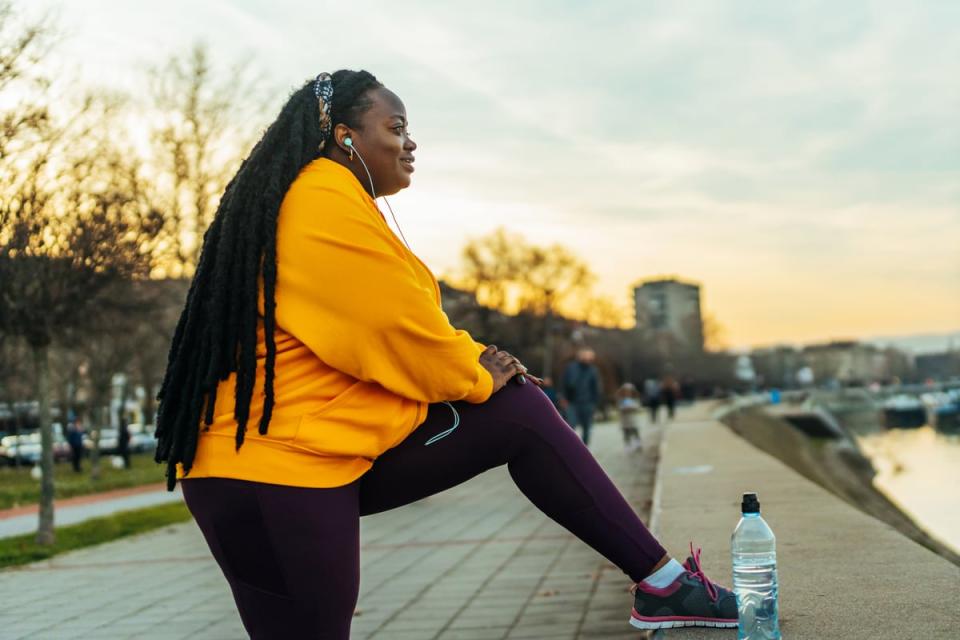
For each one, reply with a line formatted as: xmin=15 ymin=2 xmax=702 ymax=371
xmin=731 ymin=492 xmax=781 ymax=639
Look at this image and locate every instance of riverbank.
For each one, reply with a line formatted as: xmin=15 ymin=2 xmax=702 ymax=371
xmin=652 ymin=403 xmax=960 ymax=638
xmin=718 ymin=402 xmax=960 ymax=566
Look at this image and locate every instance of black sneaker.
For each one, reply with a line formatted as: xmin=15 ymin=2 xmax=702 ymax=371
xmin=629 ymin=543 xmax=738 ymax=629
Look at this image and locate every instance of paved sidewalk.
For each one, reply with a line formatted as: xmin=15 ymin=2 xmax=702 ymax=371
xmin=654 ymin=404 xmax=960 ymax=639
xmin=0 ymin=484 xmax=181 ymax=539
xmin=0 ymin=413 xmax=669 ymax=640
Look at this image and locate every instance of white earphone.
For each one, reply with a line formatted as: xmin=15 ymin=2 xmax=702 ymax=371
xmin=342 ymin=136 xmax=375 ymax=197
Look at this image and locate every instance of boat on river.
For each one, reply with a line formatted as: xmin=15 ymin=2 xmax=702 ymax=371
xmin=882 ymin=394 xmax=927 ymax=429
xmin=928 ymin=390 xmax=960 ymax=435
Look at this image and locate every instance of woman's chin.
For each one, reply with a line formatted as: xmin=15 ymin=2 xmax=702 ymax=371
xmin=379 ymin=179 xmax=410 ymax=197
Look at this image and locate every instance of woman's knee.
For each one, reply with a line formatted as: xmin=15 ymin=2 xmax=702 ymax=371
xmin=501 ymin=383 xmax=575 ymax=437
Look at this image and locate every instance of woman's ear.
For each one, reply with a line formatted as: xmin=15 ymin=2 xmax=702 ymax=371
xmin=333 ymin=123 xmax=353 ymax=153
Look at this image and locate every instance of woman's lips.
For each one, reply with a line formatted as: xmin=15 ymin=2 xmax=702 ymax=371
xmin=400 ymin=157 xmax=415 ymax=172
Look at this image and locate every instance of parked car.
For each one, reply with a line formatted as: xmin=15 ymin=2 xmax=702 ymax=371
xmin=83 ymin=428 xmax=119 ymax=455
xmin=0 ymin=434 xmax=21 ymax=465
xmin=0 ymin=431 xmax=71 ymax=465
xmin=127 ymin=423 xmax=156 ymax=454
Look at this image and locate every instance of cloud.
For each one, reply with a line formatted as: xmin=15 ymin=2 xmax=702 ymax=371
xmin=23 ymin=0 xmax=960 ymax=345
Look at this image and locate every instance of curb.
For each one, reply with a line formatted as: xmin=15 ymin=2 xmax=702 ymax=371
xmin=647 ymin=421 xmax=669 ymax=538
xmin=0 ymin=483 xmax=168 ymax=521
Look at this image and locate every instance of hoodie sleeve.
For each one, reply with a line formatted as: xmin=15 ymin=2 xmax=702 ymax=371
xmin=273 ymin=176 xmax=493 ymax=405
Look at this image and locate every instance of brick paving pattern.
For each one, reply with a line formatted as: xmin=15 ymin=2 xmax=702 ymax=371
xmin=0 ymin=417 xmax=666 ymax=640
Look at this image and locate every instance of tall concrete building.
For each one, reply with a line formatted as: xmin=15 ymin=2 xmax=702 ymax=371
xmin=633 ymin=277 xmax=704 ymax=352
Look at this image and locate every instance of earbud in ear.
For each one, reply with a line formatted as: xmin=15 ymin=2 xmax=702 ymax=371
xmin=344 ymin=137 xmax=353 ymax=147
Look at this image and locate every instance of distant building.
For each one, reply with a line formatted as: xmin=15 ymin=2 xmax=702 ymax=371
xmin=633 ymin=277 xmax=704 ymax=352
xmin=801 ymin=341 xmax=910 ymax=385
xmin=915 ymin=351 xmax=960 ymax=381
xmin=750 ymin=345 xmax=805 ymax=388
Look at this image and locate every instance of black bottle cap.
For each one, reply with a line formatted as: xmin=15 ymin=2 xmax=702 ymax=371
xmin=741 ymin=492 xmax=760 ymax=514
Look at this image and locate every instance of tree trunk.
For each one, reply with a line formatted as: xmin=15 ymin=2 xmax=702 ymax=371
xmin=32 ymin=344 xmax=56 ymax=546
xmin=11 ymin=406 xmax=23 ymax=469
xmin=88 ymin=387 xmax=109 ymax=482
xmin=89 ymin=401 xmax=103 ymax=481
xmin=141 ymin=365 xmax=156 ymax=426
xmin=57 ymin=382 xmax=69 ymax=439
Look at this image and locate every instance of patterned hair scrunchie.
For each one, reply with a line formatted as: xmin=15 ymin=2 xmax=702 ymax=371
xmin=313 ymin=72 xmax=334 ymax=152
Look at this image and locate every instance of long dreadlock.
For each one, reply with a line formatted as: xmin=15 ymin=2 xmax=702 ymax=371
xmin=154 ymin=70 xmax=383 ymax=490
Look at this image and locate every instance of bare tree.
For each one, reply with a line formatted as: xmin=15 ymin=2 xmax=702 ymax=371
xmin=452 ymin=228 xmax=525 ymax=335
xmin=146 ymin=42 xmax=263 ymax=274
xmin=0 ymin=92 xmax=162 ymax=543
xmin=453 ymin=229 xmax=594 ymax=315
xmin=514 ymin=243 xmax=594 ymax=318
xmin=48 ymin=341 xmax=84 ymax=436
xmin=0 ymin=2 xmax=52 ymax=163
xmin=70 ymin=293 xmax=151 ymax=480
xmin=0 ymin=333 xmax=34 ymax=463
xmin=452 ymin=228 xmax=594 ymax=376
xmin=701 ymin=311 xmax=727 ymax=352
xmin=584 ymin=296 xmax=630 ymax=329
xmin=129 ymin=278 xmax=188 ymax=427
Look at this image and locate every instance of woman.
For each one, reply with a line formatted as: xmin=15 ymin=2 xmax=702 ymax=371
xmin=154 ymin=70 xmax=737 ymax=638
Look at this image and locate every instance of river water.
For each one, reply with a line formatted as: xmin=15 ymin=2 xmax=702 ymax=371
xmin=855 ymin=426 xmax=960 ymax=554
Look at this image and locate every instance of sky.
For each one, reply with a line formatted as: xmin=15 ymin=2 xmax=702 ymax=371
xmin=20 ymin=0 xmax=960 ymax=350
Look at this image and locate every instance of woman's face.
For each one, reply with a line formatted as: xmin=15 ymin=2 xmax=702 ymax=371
xmin=347 ymin=87 xmax=416 ymax=197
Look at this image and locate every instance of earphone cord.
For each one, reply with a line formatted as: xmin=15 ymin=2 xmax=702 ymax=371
xmin=381 ymin=196 xmax=413 ymax=252
xmin=352 ymin=146 xmax=414 ymax=253
xmin=352 ymin=144 xmax=377 ymax=199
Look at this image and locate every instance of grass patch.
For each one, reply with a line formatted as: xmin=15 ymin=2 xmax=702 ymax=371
xmin=0 ymin=452 xmax=166 ymax=510
xmin=0 ymin=501 xmax=191 ymax=569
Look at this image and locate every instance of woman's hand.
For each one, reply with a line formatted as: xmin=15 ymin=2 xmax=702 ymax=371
xmin=492 ymin=348 xmax=545 ymax=387
xmin=479 ymin=345 xmax=544 ymax=393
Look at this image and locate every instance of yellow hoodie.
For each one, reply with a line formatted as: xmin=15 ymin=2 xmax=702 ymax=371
xmin=184 ymin=158 xmax=493 ymax=488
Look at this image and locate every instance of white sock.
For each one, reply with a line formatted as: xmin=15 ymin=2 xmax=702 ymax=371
xmin=642 ymin=559 xmax=685 ymax=588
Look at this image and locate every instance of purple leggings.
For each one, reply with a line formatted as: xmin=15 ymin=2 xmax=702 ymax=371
xmin=182 ymin=383 xmax=666 ymax=639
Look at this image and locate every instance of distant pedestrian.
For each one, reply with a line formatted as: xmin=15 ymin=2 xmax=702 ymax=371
xmin=661 ymin=376 xmax=680 ymax=421
xmin=561 ymin=348 xmax=602 ymax=445
xmin=66 ymin=417 xmax=84 ymax=473
xmin=117 ymin=416 xmax=131 ymax=469
xmin=660 ymin=376 xmax=680 ymax=420
xmin=615 ymin=383 xmax=642 ymax=452
xmin=644 ymin=378 xmax=661 ymax=424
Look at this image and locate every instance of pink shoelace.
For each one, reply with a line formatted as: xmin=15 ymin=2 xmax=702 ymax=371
xmin=629 ymin=542 xmax=720 ymax=602
xmin=685 ymin=542 xmax=720 ymax=602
